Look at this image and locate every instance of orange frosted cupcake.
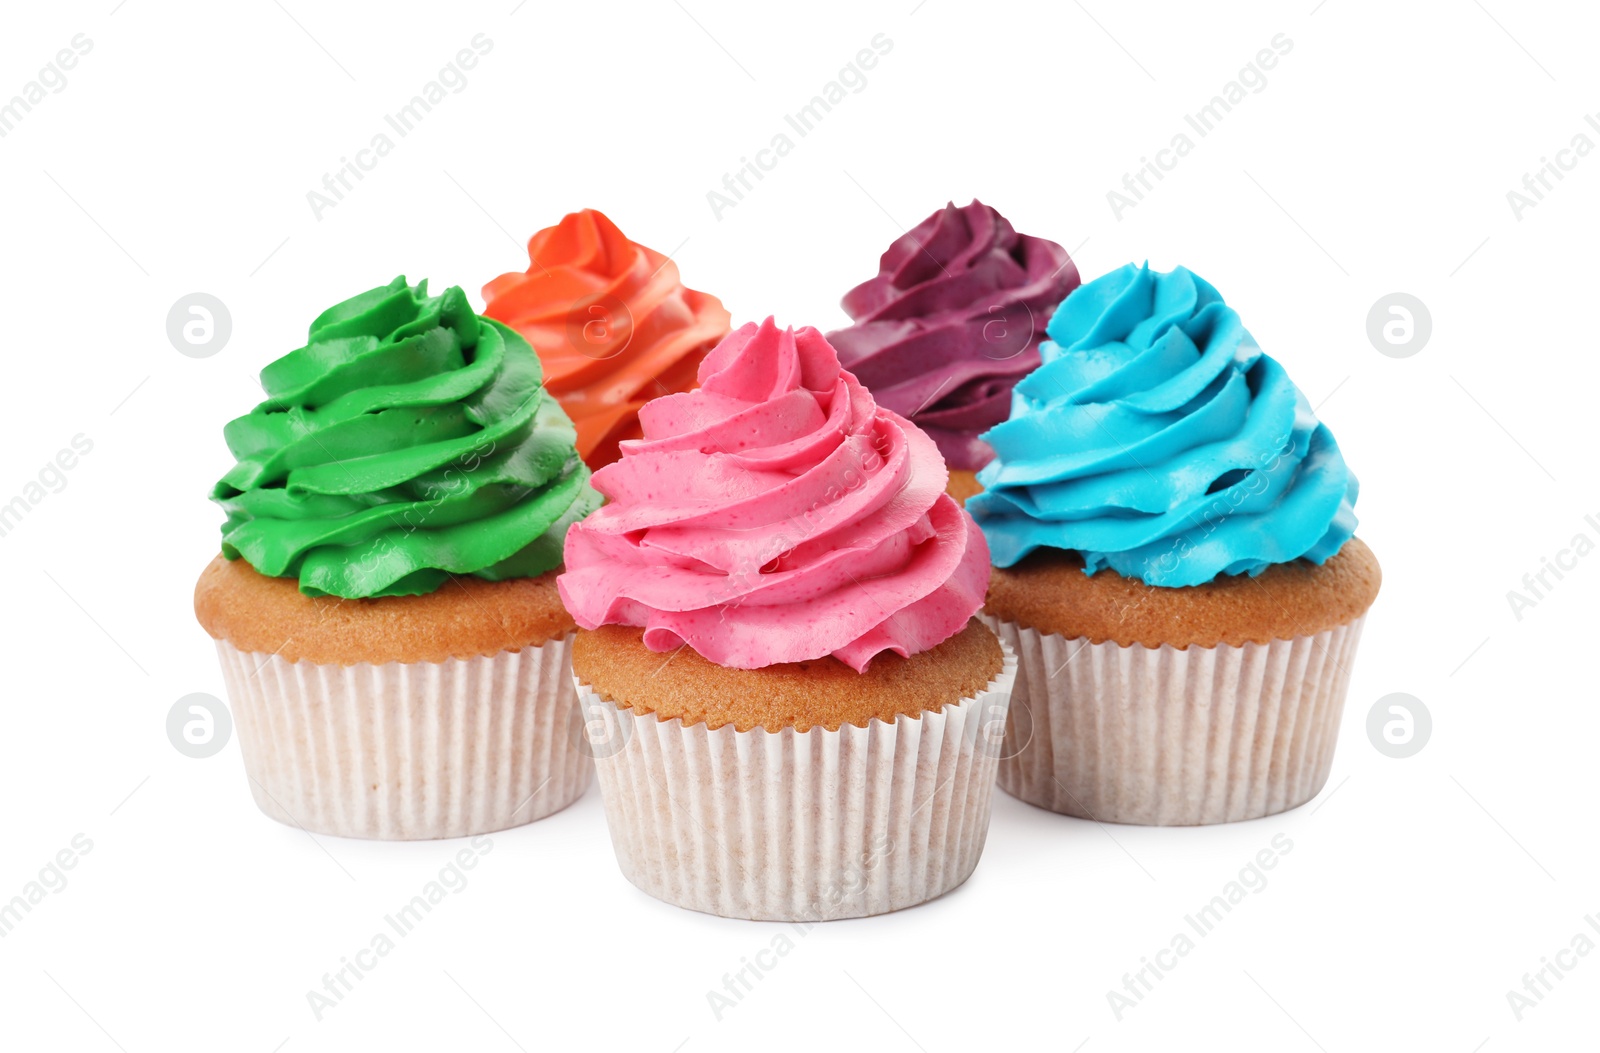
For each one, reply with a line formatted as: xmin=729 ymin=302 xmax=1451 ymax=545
xmin=482 ymin=209 xmax=731 ymax=468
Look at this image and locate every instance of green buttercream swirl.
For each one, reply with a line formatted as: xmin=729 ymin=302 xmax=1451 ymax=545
xmin=212 ymin=276 xmax=601 ymax=598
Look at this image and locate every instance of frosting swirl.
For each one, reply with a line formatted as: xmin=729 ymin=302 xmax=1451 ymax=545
xmin=826 ymin=200 xmax=1079 ymax=471
xmin=969 ymin=263 xmax=1358 ymax=588
xmin=558 ymin=318 xmax=990 ymax=671
xmin=213 ymin=276 xmax=600 ymax=598
xmin=482 ymin=209 xmax=731 ymax=468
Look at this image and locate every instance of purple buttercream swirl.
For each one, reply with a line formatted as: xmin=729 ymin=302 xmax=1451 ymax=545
xmin=827 ymin=200 xmax=1080 ymax=471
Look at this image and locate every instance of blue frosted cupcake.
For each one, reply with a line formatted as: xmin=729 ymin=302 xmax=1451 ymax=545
xmin=969 ymin=264 xmax=1380 ymax=826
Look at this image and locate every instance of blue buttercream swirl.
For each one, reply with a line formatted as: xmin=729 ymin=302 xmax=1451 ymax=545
xmin=968 ymin=263 xmax=1357 ymax=587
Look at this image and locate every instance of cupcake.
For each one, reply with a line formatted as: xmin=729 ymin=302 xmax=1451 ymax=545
xmin=827 ymin=200 xmax=1079 ymax=501
xmin=559 ymin=318 xmax=1017 ymax=921
xmin=482 ymin=208 xmax=731 ymax=469
xmin=969 ymin=264 xmax=1380 ymax=826
xmin=194 ymin=277 xmax=602 ymax=840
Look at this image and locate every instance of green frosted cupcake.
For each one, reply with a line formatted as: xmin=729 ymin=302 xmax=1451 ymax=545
xmin=194 ymin=276 xmax=601 ymax=840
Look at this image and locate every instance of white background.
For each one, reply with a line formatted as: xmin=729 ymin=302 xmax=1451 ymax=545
xmin=2 ymin=1 xmax=1596 ymax=1049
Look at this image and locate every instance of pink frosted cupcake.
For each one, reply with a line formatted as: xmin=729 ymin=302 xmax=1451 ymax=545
xmin=559 ymin=319 xmax=1017 ymax=921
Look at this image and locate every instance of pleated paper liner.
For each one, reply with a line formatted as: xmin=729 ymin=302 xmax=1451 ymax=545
xmin=982 ymin=615 xmax=1366 ymax=826
xmin=577 ymin=644 xmax=1018 ymax=921
xmin=215 ymin=635 xmax=590 ymax=840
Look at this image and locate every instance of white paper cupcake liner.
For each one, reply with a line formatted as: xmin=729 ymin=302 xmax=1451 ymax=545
xmin=981 ymin=615 xmax=1365 ymax=826
xmin=577 ymin=643 xmax=1018 ymax=921
xmin=215 ymin=636 xmax=590 ymax=840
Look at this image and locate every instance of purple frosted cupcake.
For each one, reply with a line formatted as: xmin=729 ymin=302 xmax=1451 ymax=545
xmin=828 ymin=200 xmax=1079 ymax=501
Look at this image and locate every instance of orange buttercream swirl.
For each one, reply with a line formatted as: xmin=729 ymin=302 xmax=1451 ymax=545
xmin=482 ymin=209 xmax=731 ymax=468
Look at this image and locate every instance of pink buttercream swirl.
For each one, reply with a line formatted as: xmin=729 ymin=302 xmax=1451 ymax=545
xmin=558 ymin=318 xmax=991 ymax=671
